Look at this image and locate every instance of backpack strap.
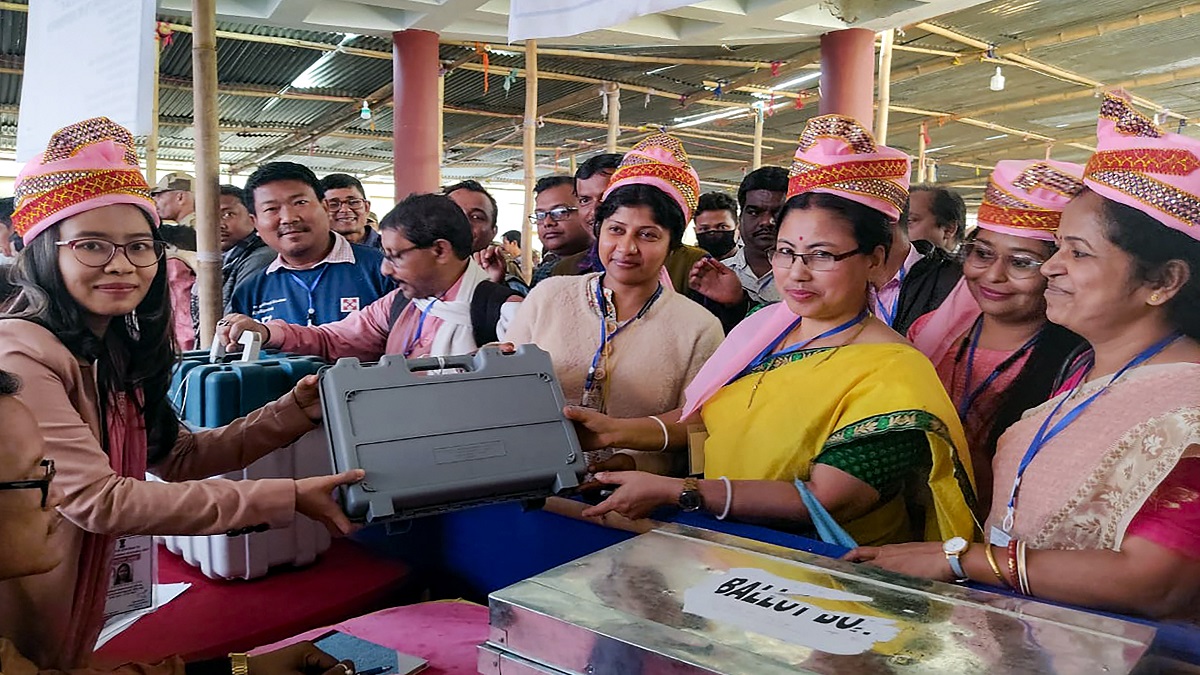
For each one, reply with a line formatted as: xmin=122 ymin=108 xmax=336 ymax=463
xmin=470 ymin=281 xmax=520 ymax=346
xmin=387 ymin=292 xmax=412 ymax=331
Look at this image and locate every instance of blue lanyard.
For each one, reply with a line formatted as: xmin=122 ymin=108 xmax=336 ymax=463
xmin=956 ymin=316 xmax=1043 ymax=419
xmin=287 ymin=266 xmax=329 ymax=326
xmin=875 ymin=265 xmax=907 ymax=327
xmin=584 ymin=276 xmax=663 ymax=392
xmin=1000 ymin=331 xmax=1183 ymax=532
xmin=734 ymin=309 xmax=869 ymax=382
xmin=403 ymin=299 xmax=437 ymax=358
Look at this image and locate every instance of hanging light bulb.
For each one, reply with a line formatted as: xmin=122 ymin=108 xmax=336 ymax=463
xmin=989 ymin=66 xmax=1005 ymax=92
xmin=360 ymin=100 xmax=372 ymax=120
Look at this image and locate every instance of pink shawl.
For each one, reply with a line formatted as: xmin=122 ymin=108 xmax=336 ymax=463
xmin=680 ymin=302 xmax=800 ymax=419
xmin=64 ymin=392 xmax=147 ymax=665
xmin=907 ymin=278 xmax=981 ymax=365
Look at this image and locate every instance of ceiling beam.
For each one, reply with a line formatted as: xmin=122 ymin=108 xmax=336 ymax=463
xmin=888 ymin=63 xmax=1200 ymax=140
xmin=680 ymin=47 xmax=823 ymax=108
xmin=887 ymin=5 xmax=1200 ymax=92
xmin=445 ymin=85 xmax=602 ymax=148
xmin=911 ymin=20 xmax=1184 ymax=120
xmin=440 ymin=40 xmax=779 ymax=70
xmin=229 ymin=80 xmax=395 ymax=172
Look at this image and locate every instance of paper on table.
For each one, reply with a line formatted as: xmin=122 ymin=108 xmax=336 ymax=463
xmin=95 ymin=582 xmax=191 ymax=650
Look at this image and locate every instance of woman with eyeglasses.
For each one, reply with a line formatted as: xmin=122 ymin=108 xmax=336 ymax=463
xmin=566 ymin=117 xmax=976 ymax=546
xmin=0 ymin=119 xmax=363 ymax=669
xmin=907 ymin=160 xmax=1087 ymax=517
xmin=846 ymin=94 xmax=1200 ymax=620
xmin=506 ymin=135 xmax=724 ymax=475
xmin=0 ymin=370 xmax=354 ymax=675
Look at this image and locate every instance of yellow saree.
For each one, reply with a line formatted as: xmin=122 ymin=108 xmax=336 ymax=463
xmin=701 ymin=342 xmax=978 ymax=546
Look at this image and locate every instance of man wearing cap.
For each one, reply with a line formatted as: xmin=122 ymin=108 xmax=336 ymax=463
xmin=150 ymin=172 xmax=196 ymax=227
xmin=227 ymin=162 xmax=393 ymax=327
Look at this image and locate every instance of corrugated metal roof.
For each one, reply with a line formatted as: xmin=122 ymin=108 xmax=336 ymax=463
xmin=0 ymin=1 xmax=1194 ymax=192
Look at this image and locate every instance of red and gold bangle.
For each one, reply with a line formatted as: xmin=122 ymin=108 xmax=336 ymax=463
xmin=1007 ymin=539 xmax=1023 ymax=593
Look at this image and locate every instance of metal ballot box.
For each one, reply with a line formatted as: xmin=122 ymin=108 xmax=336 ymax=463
xmin=480 ymin=525 xmax=1156 ymax=675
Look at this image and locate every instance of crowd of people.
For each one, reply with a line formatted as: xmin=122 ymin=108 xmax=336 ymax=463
xmin=1 ymin=89 xmax=1199 ymax=673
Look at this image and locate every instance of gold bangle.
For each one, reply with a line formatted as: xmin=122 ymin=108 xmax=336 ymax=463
xmin=229 ymin=653 xmax=250 ymax=675
xmin=984 ymin=543 xmax=1009 ymax=588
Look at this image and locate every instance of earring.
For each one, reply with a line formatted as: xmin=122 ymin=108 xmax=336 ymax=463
xmin=125 ymin=309 xmax=141 ymax=338
xmin=1150 ymin=292 xmax=1162 ymax=304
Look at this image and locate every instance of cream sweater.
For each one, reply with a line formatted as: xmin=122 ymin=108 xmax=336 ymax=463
xmin=506 ymin=274 xmax=724 ymax=474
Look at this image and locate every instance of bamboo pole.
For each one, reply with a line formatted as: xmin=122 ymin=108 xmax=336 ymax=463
xmin=146 ymin=27 xmax=162 ymax=184
xmin=521 ymin=40 xmax=538 ymax=281
xmin=917 ymin=123 xmax=927 ymax=184
xmin=875 ymin=29 xmax=894 ymax=144
xmin=752 ymin=107 xmax=763 ymax=169
xmin=437 ymin=69 xmax=445 ymax=184
xmin=192 ymin=0 xmax=222 ymax=348
xmin=605 ymin=82 xmax=620 ymax=153
xmin=569 ymin=154 xmax=577 ymax=175
xmin=440 ymin=40 xmax=784 ymax=69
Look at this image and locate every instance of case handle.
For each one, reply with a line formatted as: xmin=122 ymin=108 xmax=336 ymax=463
xmin=402 ymin=354 xmax=477 ymax=373
xmin=209 ymin=330 xmax=263 ymax=363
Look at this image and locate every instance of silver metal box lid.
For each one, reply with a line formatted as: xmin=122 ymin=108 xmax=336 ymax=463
xmin=485 ymin=525 xmax=1154 ymax=674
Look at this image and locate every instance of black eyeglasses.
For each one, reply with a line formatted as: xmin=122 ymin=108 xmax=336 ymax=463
xmin=56 ymin=238 xmax=166 ymax=268
xmin=325 ymin=198 xmax=366 ymax=212
xmin=530 ymin=206 xmax=579 ymax=224
xmin=768 ymin=248 xmax=863 ymax=271
xmin=0 ymin=459 xmax=55 ymax=508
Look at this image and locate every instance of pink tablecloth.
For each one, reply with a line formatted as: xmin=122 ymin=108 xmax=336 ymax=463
xmin=253 ymin=601 xmax=490 ymax=675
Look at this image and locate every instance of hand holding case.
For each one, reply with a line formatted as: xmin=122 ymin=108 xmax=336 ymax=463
xmin=320 ymin=345 xmax=585 ymax=523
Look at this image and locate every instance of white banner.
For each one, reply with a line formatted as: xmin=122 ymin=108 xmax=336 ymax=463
xmin=17 ymin=0 xmax=157 ymax=161
xmin=508 ymin=0 xmax=693 ymax=42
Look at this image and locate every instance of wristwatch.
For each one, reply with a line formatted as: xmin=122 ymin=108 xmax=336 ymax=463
xmin=943 ymin=536 xmax=971 ymax=581
xmin=678 ymin=477 xmax=704 ymax=512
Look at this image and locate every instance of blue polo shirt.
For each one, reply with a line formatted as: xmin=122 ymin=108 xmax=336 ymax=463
xmin=230 ymin=233 xmax=394 ymax=326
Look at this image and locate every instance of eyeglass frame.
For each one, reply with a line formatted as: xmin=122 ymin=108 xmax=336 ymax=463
xmin=0 ymin=459 xmax=55 ymax=508
xmin=960 ymin=241 xmax=1048 ymax=279
xmin=55 ymin=238 xmax=167 ymax=268
xmin=530 ymin=206 xmax=579 ymax=224
xmin=324 ymin=198 xmax=367 ymax=212
xmin=768 ymin=247 xmax=865 ymax=271
xmin=381 ymin=243 xmax=430 ymax=266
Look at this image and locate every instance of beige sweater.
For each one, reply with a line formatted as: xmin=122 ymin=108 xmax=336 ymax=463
xmin=506 ymin=274 xmax=724 ymax=474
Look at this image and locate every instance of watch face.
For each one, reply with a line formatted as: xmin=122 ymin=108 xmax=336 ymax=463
xmin=943 ymin=536 xmax=967 ymax=555
xmin=679 ymin=490 xmax=703 ymax=512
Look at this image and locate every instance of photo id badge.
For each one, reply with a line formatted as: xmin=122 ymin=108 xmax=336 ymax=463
xmin=103 ymin=535 xmax=155 ymax=619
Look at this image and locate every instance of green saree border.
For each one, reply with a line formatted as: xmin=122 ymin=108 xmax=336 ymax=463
xmin=822 ymin=409 xmax=979 ymax=515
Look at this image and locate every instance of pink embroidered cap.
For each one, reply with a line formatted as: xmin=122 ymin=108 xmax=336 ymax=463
xmin=977 ymin=160 xmax=1084 ymax=242
xmin=12 ymin=117 xmax=160 ymax=245
xmin=787 ymin=114 xmax=910 ymax=222
xmin=1084 ymin=92 xmax=1200 ymax=239
xmin=602 ymin=133 xmax=701 ymax=222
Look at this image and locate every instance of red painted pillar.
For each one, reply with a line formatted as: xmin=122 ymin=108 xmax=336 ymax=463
xmin=392 ymin=29 xmax=440 ymax=201
xmin=819 ymin=28 xmax=876 ymax=127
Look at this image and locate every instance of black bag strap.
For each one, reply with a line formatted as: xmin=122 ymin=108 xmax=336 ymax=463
xmin=470 ymin=281 xmax=519 ymax=346
xmin=387 ymin=292 xmax=412 ymax=331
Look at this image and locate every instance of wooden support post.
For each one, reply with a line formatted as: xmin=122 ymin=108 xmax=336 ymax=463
xmin=192 ymin=0 xmax=222 ymax=347
xmin=569 ymin=154 xmax=577 ymax=175
xmin=875 ymin=29 xmax=894 ymax=144
xmin=146 ymin=26 xmax=162 ymax=183
xmin=521 ymin=40 xmax=538 ymax=281
xmin=605 ymin=82 xmax=620 ymax=153
xmin=438 ymin=67 xmax=445 ymax=184
xmin=752 ymin=106 xmax=764 ymax=170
